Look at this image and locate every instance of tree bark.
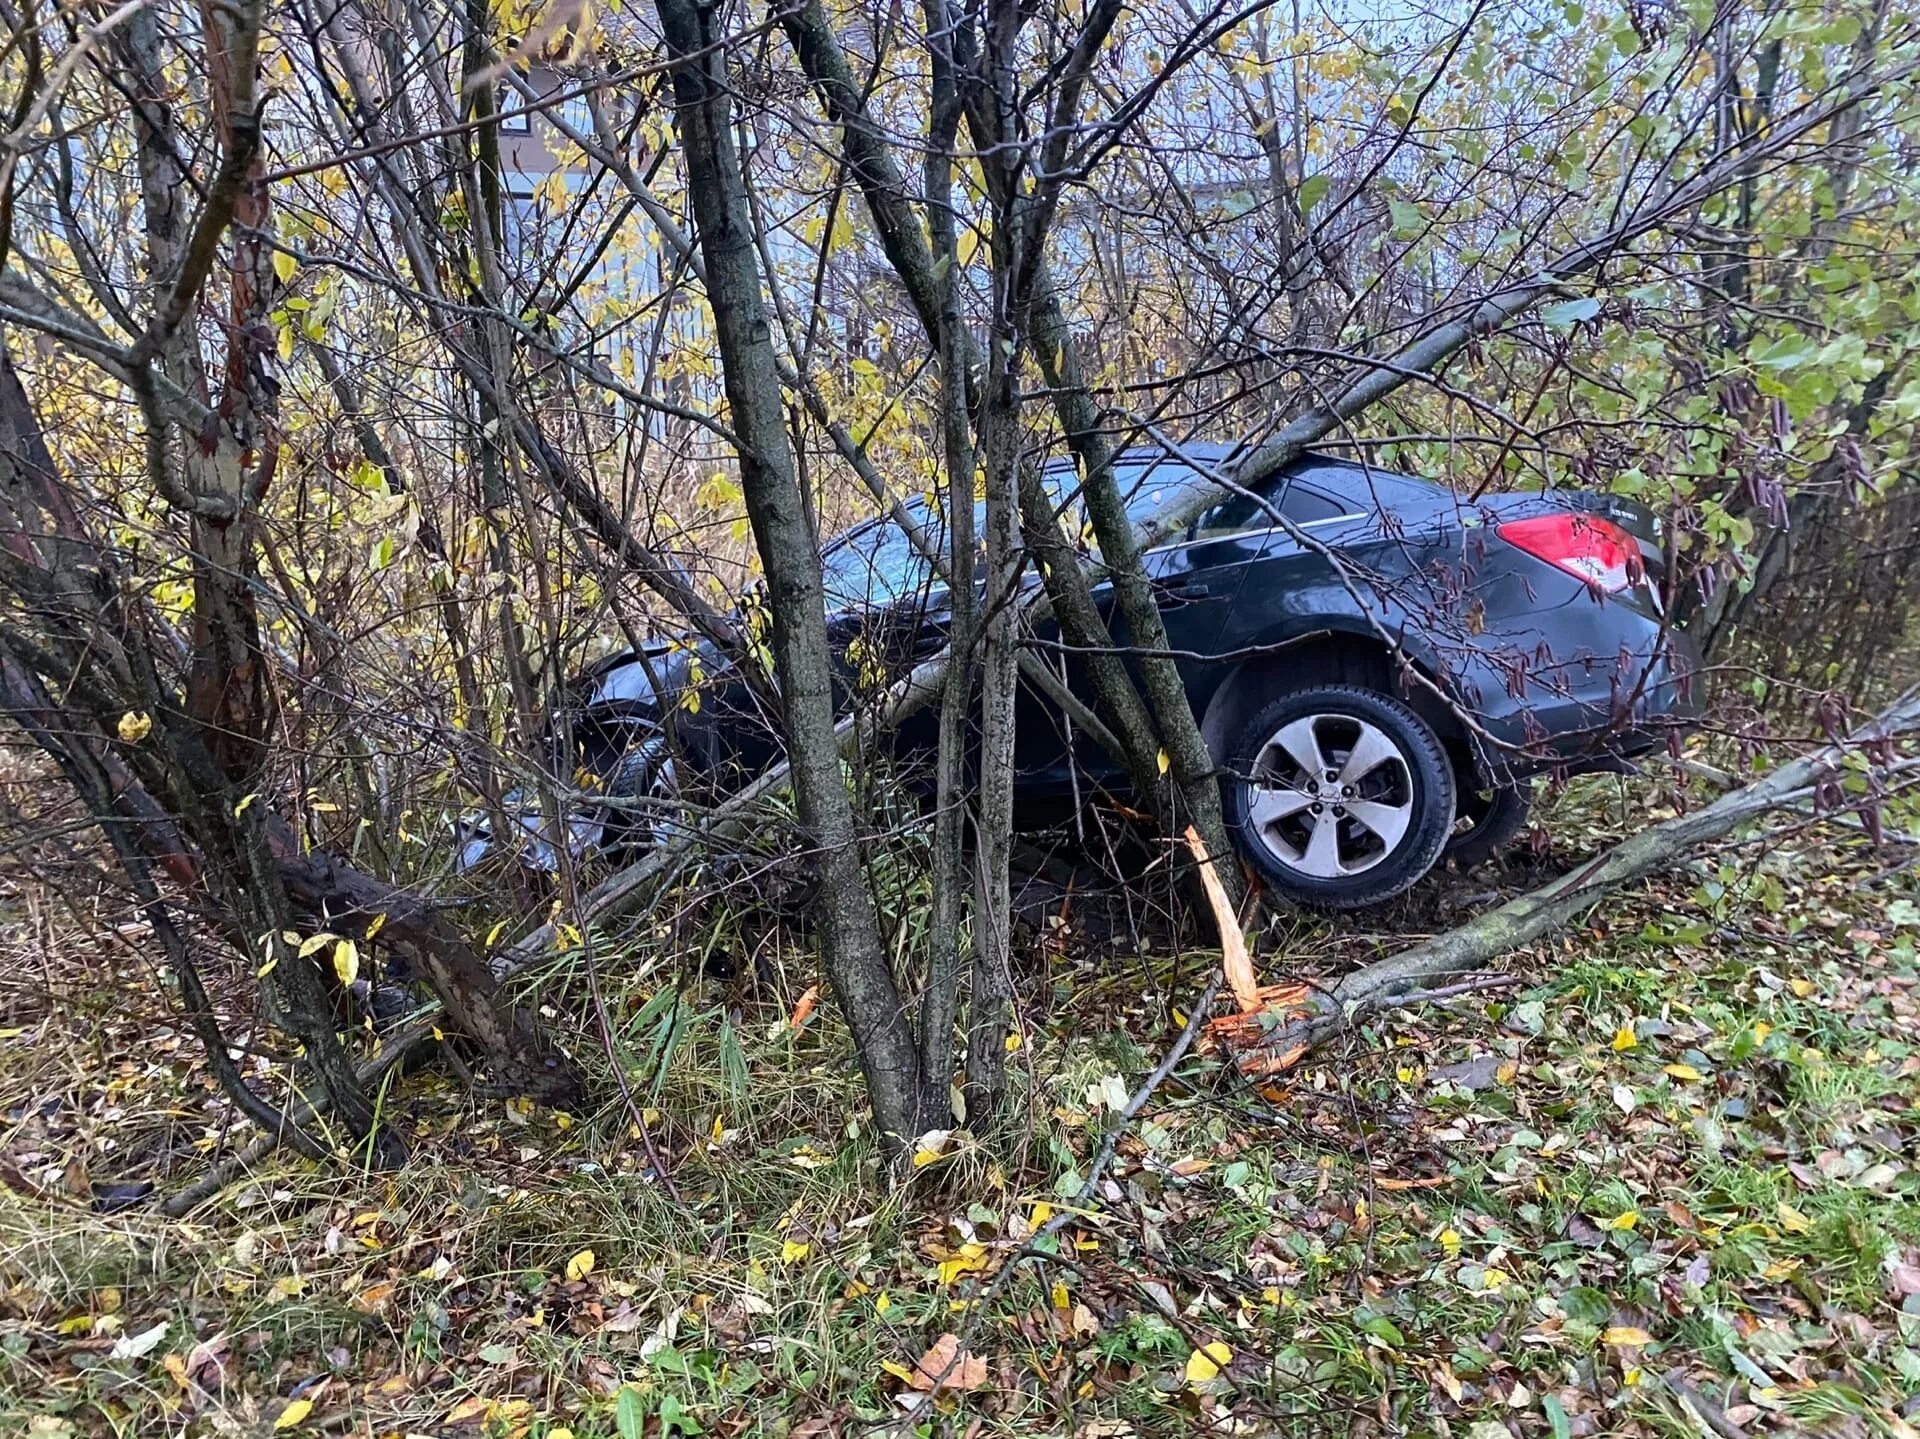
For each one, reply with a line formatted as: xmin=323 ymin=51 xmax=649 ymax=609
xmin=1244 ymin=691 xmax=1920 ymax=1065
xmin=653 ymin=0 xmax=927 ymax=1153
xmin=918 ymin=39 xmax=977 ymax=1123
xmin=965 ymin=312 xmax=1021 ymax=1123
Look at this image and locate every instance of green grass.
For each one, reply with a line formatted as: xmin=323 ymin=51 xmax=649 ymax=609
xmin=4 ymin=778 xmax=1920 ymax=1437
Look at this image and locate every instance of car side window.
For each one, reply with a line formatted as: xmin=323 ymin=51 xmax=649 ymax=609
xmin=1278 ymin=483 xmax=1349 ymax=526
xmin=1188 ymin=483 xmax=1273 ymax=541
xmin=1187 ymin=476 xmax=1346 ymax=541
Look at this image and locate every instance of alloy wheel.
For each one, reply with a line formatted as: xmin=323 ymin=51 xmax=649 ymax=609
xmin=1244 ymin=712 xmax=1415 ymax=878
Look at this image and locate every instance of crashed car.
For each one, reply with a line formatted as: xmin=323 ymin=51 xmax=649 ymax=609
xmin=463 ymin=444 xmax=1703 ymax=908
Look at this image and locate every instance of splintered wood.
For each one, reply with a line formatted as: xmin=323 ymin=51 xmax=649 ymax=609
xmin=1181 ymin=826 xmax=1314 ymax=1074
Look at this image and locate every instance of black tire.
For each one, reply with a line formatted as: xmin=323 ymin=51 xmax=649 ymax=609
xmin=1222 ymin=684 xmax=1455 ymax=910
xmin=600 ymin=732 xmax=686 ymax=854
xmin=1444 ymin=779 xmax=1533 ymax=869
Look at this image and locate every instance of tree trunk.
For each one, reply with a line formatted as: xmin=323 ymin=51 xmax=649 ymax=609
xmin=653 ymin=0 xmax=927 ymax=1153
xmin=1026 ymin=267 xmax=1239 ymax=900
xmin=917 ymin=45 xmax=977 ymax=1124
xmin=965 ymin=316 xmax=1021 ymax=1124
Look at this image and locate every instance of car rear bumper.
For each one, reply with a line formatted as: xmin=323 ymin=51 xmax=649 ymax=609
xmin=1452 ymin=625 xmax=1706 ymax=786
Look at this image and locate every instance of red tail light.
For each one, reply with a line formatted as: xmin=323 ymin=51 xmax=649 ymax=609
xmin=1497 ymin=512 xmax=1644 ymax=593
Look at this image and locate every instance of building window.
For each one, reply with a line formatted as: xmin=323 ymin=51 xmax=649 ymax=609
xmin=497 ymin=87 xmax=531 ymax=134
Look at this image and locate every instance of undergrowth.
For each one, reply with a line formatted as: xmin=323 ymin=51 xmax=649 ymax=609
xmin=2 ymin=771 xmax=1917 ymax=1438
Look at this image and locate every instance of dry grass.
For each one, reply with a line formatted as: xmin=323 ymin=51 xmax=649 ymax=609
xmin=2 ymin=766 xmax=1917 ymax=1437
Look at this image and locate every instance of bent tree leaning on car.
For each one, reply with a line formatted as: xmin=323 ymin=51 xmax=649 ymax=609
xmin=619 ymin=0 xmax=1919 ymax=1162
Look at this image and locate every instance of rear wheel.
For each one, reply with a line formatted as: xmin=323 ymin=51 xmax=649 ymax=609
xmin=1444 ymin=779 xmax=1533 ymax=869
xmin=1222 ymin=684 xmax=1455 ymax=910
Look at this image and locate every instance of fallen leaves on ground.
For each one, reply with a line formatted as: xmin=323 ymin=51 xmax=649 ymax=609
xmin=3 ymin=777 xmax=1918 ymax=1437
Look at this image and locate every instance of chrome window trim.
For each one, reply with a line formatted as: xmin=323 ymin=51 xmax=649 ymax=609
xmin=1144 ymin=511 xmax=1369 ymax=557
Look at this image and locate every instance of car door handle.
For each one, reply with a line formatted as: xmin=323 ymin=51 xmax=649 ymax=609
xmin=1153 ymin=577 xmax=1212 ymax=602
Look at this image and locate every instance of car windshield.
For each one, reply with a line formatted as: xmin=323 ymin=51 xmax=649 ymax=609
xmin=819 ymin=458 xmax=1196 ymax=610
xmin=821 ymin=513 xmax=942 ymax=609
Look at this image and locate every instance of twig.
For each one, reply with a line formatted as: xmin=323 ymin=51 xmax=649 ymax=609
xmin=1660 ymin=1372 xmax=1752 ymax=1439
xmin=161 ymin=1019 xmax=436 ymax=1216
xmin=581 ymin=927 xmax=682 ymax=1202
xmin=893 ymin=969 xmax=1226 ymax=1421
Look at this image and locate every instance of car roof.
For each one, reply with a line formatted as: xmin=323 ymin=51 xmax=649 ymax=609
xmin=1091 ymin=443 xmax=1443 ymax=516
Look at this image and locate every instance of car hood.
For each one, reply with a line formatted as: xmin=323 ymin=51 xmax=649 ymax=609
xmin=575 ymin=638 xmax=709 ymax=715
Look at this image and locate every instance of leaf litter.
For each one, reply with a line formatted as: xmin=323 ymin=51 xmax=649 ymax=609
xmin=1 ymin=775 xmax=1917 ymax=1436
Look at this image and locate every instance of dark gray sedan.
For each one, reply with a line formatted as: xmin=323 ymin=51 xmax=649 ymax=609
xmin=490 ymin=445 xmax=1703 ymax=908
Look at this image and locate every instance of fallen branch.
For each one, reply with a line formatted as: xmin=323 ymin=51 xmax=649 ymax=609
xmin=160 ymin=1017 xmax=437 ymax=1217
xmin=1236 ymin=691 xmax=1920 ymax=1070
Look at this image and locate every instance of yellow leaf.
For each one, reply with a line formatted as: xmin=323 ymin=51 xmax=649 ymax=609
xmin=780 ymin=1239 xmax=810 ymax=1264
xmin=549 ymin=1430 xmax=577 ymax=1439
xmin=1184 ymin=1340 xmax=1233 ymax=1383
xmin=1664 ymin=1063 xmax=1703 ymax=1081
xmin=936 ymin=1242 xmax=989 ymax=1286
xmin=1156 ymin=749 xmax=1171 ymax=775
xmin=443 ymin=1396 xmax=489 ymax=1425
xmin=564 ymin=1249 xmax=595 ymax=1282
xmin=233 ymin=792 xmax=258 ymax=816
xmin=1602 ymin=1326 xmax=1652 ymax=1347
xmin=1482 ymin=1268 xmax=1507 ymax=1290
xmin=365 ymin=913 xmax=388 ymax=939
xmin=55 ymin=1314 xmax=93 ymax=1335
xmin=117 ymin=711 xmax=152 ymax=743
xmin=272 ymin=250 xmax=299 ymax=285
xmin=273 ymin=1398 xmax=313 ymax=1430
xmin=485 ymin=918 xmax=510 ymax=949
xmin=880 ymin=1359 xmax=916 ymax=1384
xmin=1438 ymin=1227 xmax=1461 ymax=1257
xmin=1789 ymin=978 xmax=1814 ymax=998
xmin=298 ymin=932 xmax=335 ymax=958
xmin=1605 ymin=1210 xmax=1639 ymax=1232
xmin=1005 ymin=1031 xmax=1022 ymax=1053
xmin=1611 ymin=1026 xmax=1638 ymax=1051
xmin=1624 ymin=1365 xmax=1644 ymax=1386
xmin=1051 ymin=1280 xmax=1070 ymax=1309
xmin=874 ymin=1292 xmax=890 ymax=1316
xmin=331 ymin=938 xmax=360 ymax=987
xmin=1776 ymin=1202 xmax=1813 ymax=1235
xmin=1752 ymin=1020 xmax=1772 ymax=1044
